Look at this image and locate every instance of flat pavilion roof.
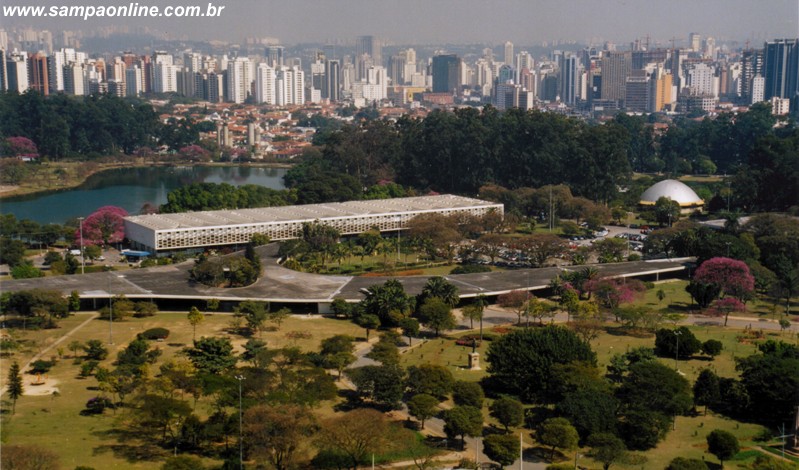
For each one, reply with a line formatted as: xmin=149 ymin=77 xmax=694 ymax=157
xmin=124 ymin=194 xmax=502 ymax=231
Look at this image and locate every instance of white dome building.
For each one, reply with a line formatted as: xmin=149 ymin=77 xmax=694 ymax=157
xmin=639 ymin=179 xmax=704 ymax=213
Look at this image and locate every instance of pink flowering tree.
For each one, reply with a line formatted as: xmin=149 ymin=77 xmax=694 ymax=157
xmin=4 ymin=137 xmax=39 ymax=159
xmin=707 ymin=297 xmax=746 ymax=326
xmin=75 ymin=206 xmax=129 ymax=246
xmin=585 ymin=277 xmax=647 ymax=310
xmin=693 ymin=257 xmax=755 ymax=302
xmin=178 ymin=145 xmax=211 ymax=162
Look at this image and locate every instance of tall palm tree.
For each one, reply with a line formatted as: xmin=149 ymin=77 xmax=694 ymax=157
xmin=421 ymin=276 xmax=460 ymax=307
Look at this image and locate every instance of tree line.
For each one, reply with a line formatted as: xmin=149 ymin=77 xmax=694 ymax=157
xmin=0 ymin=91 xmax=160 ymax=158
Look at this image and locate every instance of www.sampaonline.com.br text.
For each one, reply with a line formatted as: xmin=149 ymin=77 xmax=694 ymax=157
xmin=3 ymin=2 xmax=225 ymax=20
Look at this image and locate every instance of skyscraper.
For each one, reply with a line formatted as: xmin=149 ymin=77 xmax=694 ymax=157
xmin=356 ymin=36 xmax=382 ymax=66
xmin=432 ymin=54 xmax=461 ymax=94
xmin=325 ymin=59 xmax=340 ymax=101
xmin=504 ymin=41 xmax=514 ymax=66
xmin=600 ymin=51 xmax=631 ymax=105
xmin=255 ymin=63 xmax=276 ymax=104
xmin=740 ymin=48 xmax=764 ymax=103
xmin=763 ymin=39 xmax=799 ymax=100
xmin=265 ymin=46 xmax=284 ymax=68
xmin=558 ymin=52 xmax=580 ymax=105
xmin=28 ymin=52 xmax=49 ymax=95
xmin=6 ymin=50 xmax=29 ymax=93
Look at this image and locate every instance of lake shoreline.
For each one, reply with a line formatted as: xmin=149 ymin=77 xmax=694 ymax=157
xmin=0 ymin=160 xmax=294 ymax=200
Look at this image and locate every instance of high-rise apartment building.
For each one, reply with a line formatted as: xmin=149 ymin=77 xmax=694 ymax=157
xmin=255 ymin=63 xmax=276 ymax=104
xmin=275 ymin=66 xmax=304 ymax=105
xmin=763 ymin=38 xmax=799 ymax=100
xmin=126 ymin=66 xmax=143 ymax=97
xmin=432 ymin=54 xmax=461 ymax=94
xmin=685 ymin=63 xmax=716 ymax=97
xmin=689 ymin=33 xmax=701 ymax=52
xmin=226 ymin=57 xmax=253 ymax=103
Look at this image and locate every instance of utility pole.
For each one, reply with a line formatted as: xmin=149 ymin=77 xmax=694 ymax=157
xmin=236 ymin=375 xmax=245 ymax=470
xmin=78 ymin=217 xmax=85 ymax=275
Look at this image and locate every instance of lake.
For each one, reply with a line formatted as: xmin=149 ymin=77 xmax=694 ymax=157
xmin=0 ymin=165 xmax=288 ymax=225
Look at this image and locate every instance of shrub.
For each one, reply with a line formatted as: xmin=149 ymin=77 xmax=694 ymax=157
xmin=79 ymin=360 xmax=99 ymax=377
xmin=83 ymin=396 xmax=114 ymax=415
xmin=139 ymin=327 xmax=170 ymax=340
xmin=702 ymin=339 xmax=723 ymax=358
xmin=29 ymin=360 xmax=55 ymax=374
xmin=450 ymin=264 xmax=492 ymax=275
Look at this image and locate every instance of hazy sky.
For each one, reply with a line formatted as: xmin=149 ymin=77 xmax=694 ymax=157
xmin=10 ymin=0 xmax=799 ymax=45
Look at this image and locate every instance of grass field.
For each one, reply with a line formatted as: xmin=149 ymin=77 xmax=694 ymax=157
xmin=0 ymin=312 xmax=365 ymax=469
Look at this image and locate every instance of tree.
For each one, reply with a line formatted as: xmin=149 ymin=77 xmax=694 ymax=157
xmin=420 ymin=276 xmax=460 ymax=307
xmin=406 ymin=364 xmax=454 ymax=399
xmin=316 ymin=408 xmax=389 ymax=470
xmin=701 ymin=339 xmax=723 ymax=358
xmin=11 ymin=261 xmax=44 ymax=279
xmin=416 ymin=297 xmax=456 ymax=337
xmin=736 ymin=341 xmax=799 ymax=425
xmin=707 ymin=297 xmax=746 ymax=327
xmin=347 ymin=364 xmax=405 ymax=409
xmin=483 ymin=433 xmax=520 ymax=467
xmin=184 ymin=337 xmax=237 ymax=374
xmin=407 ymin=393 xmax=439 ymax=429
xmin=0 ymin=444 xmax=60 ymax=470
xmin=586 ymin=433 xmax=628 ymax=470
xmin=236 ymin=300 xmax=269 ymax=336
xmin=84 ymin=244 xmax=102 ymax=261
xmin=187 ymin=307 xmax=204 ymax=341
xmin=537 ymin=417 xmax=579 ymax=460
xmin=361 ymin=279 xmax=415 ymax=326
xmin=452 ymin=380 xmax=484 ymax=408
xmin=68 ymin=340 xmax=84 ymax=359
xmin=84 ymin=339 xmax=108 ymax=360
xmin=693 ymin=369 xmax=720 ymax=415
xmin=355 ymin=313 xmax=380 ymax=341
xmin=243 ymin=404 xmax=315 ymax=470
xmin=693 ymin=257 xmax=755 ymax=303
xmin=6 ymin=361 xmax=24 ymax=414
xmin=498 ymin=289 xmax=530 ymax=325
xmin=269 ymin=307 xmax=291 ymax=330
xmin=514 ymin=233 xmax=567 ymax=267
xmin=706 ymin=429 xmax=739 ymax=467
xmin=654 ymin=196 xmax=681 ymax=226
xmin=485 ymin=326 xmax=596 ymax=403
xmin=399 ymin=317 xmax=420 ymax=346
xmin=489 ymin=396 xmax=524 ymax=432
xmin=320 ymin=335 xmax=356 ymax=378
xmin=75 ymin=206 xmax=129 ymax=246
xmin=654 ymin=327 xmax=702 ymax=360
xmin=442 ymin=405 xmax=483 ymax=448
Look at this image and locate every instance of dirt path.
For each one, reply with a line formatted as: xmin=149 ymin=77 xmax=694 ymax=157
xmin=3 ymin=312 xmax=99 ymax=396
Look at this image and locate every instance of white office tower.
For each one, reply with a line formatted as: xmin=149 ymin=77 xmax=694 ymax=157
xmin=227 ymin=57 xmax=253 ymax=103
xmin=0 ymin=30 xmax=8 ymax=51
xmin=558 ymin=52 xmax=581 ymax=105
xmin=504 ymin=41 xmax=514 ymax=66
xmin=126 ymin=66 xmax=143 ymax=96
xmin=109 ymin=57 xmax=126 ymax=82
xmin=255 ymin=63 xmax=276 ymax=104
xmin=154 ymin=63 xmax=179 ymax=93
xmin=515 ymin=52 xmax=534 ymax=75
xmin=63 ymin=62 xmax=85 ymax=95
xmin=310 ymin=60 xmax=325 ymax=100
xmin=341 ymin=62 xmax=356 ymax=93
xmin=685 ymin=62 xmax=717 ymax=97
xmin=276 ymin=66 xmax=304 ymax=105
xmin=6 ymin=50 xmax=29 ymax=92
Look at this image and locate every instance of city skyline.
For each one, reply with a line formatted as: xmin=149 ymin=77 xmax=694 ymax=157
xmin=3 ymin=0 xmax=797 ymax=46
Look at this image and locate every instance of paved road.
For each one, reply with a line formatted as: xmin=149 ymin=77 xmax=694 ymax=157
xmin=0 ymin=244 xmax=692 ymax=307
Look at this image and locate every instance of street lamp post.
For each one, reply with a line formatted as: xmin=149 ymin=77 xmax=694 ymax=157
xmin=394 ymin=216 xmax=401 ymax=262
xmin=674 ymin=329 xmax=682 ymax=370
xmin=78 ymin=217 xmax=85 ymax=275
xmin=236 ymin=375 xmax=245 ymax=470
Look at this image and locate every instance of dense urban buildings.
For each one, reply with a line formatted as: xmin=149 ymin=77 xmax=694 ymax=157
xmin=1 ymin=27 xmax=797 ymax=132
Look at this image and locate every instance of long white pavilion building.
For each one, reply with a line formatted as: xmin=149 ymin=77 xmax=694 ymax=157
xmin=124 ymin=194 xmax=503 ymax=254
